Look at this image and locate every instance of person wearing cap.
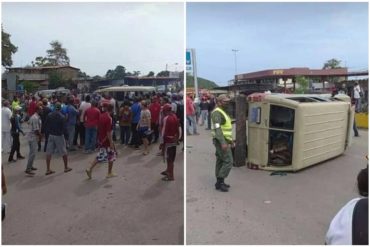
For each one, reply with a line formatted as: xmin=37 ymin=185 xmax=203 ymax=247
xmin=25 ymin=106 xmax=43 ymax=175
xmin=160 ymin=103 xmax=181 ymax=181
xmin=44 ymin=102 xmax=72 ymax=175
xmin=211 ymin=94 xmax=233 ymax=192
xmin=326 ymin=166 xmax=368 ymax=245
xmin=2 ymin=100 xmax=12 ymax=154
xmin=85 ymin=104 xmax=117 ymax=179
xmin=8 ymin=106 xmax=25 ymax=163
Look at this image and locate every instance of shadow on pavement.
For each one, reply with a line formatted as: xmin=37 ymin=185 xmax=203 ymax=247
xmin=74 ymin=179 xmax=109 ymax=197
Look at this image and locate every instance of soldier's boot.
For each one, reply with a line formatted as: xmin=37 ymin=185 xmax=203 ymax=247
xmin=215 ymin=178 xmax=228 ymax=192
xmin=221 ymin=178 xmax=230 ymax=188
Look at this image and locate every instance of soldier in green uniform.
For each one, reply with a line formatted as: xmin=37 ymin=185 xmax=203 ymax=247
xmin=211 ymin=94 xmax=233 ymax=192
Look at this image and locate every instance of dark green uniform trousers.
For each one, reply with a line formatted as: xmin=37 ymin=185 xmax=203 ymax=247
xmin=213 ymin=139 xmax=233 ymax=179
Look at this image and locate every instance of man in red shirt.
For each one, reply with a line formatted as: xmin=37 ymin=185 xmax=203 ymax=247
xmin=149 ymin=96 xmax=161 ymax=143
xmin=161 ymin=104 xmax=181 ymax=181
xmin=27 ymin=96 xmax=37 ymax=119
xmin=186 ymin=95 xmax=199 ymax=135
xmin=84 ymin=101 xmax=101 ymax=153
xmin=85 ymin=103 xmax=116 ymax=179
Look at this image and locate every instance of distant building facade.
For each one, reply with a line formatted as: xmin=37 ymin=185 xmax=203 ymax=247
xmin=2 ymin=65 xmax=80 ymax=94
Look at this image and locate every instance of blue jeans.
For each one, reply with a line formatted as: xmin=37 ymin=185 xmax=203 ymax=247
xmin=67 ymin=124 xmax=75 ymax=149
xmin=120 ymin=126 xmax=131 ymax=145
xmin=85 ymin=127 xmax=97 ymax=151
xmin=186 ymin=115 xmax=198 ymax=134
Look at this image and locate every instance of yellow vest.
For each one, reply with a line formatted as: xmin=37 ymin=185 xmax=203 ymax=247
xmin=211 ymin=107 xmax=233 ymax=142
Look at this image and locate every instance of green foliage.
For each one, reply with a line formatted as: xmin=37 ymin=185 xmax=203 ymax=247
xmin=46 ymin=41 xmax=70 ymax=66
xmin=186 ymin=74 xmax=219 ymax=89
xmin=105 ymin=65 xmax=126 ymax=79
xmin=23 ymin=81 xmax=39 ymax=93
xmin=2 ymin=26 xmax=18 ymax=67
xmin=294 ymin=76 xmax=309 ymax=94
xmin=31 ymin=40 xmax=69 ymax=67
xmin=92 ymin=75 xmax=102 ymax=81
xmin=157 ymin=70 xmax=170 ymax=77
xmin=323 ymin=58 xmax=342 ymax=69
xmin=147 ymin=71 xmax=155 ymax=77
xmin=48 ymin=71 xmax=65 ymax=89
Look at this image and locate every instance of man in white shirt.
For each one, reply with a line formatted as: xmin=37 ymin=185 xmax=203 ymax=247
xmin=2 ymin=101 xmax=12 ymax=153
xmin=353 ymin=82 xmax=362 ymax=112
xmin=326 ymin=167 xmax=368 ymax=245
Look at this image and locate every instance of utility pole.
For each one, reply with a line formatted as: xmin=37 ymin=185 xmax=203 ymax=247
xmin=192 ymin=49 xmax=199 ymax=99
xmin=232 ymin=49 xmax=239 ymax=97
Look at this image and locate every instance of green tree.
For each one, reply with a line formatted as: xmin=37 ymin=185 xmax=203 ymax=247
xmin=105 ymin=65 xmax=126 ymax=79
xmin=92 ymin=75 xmax=102 ymax=81
xmin=48 ymin=71 xmax=64 ymax=89
xmin=2 ymin=26 xmax=18 ymax=67
xmin=294 ymin=76 xmax=309 ymax=94
xmin=157 ymin=70 xmax=170 ymax=77
xmin=133 ymin=71 xmax=141 ymax=76
xmin=31 ymin=41 xmax=70 ymax=67
xmin=186 ymin=74 xmax=219 ymax=89
xmin=147 ymin=71 xmax=155 ymax=77
xmin=46 ymin=41 xmax=70 ymax=66
xmin=323 ymin=58 xmax=342 ymax=69
xmin=31 ymin=56 xmax=50 ymax=67
xmin=78 ymin=71 xmax=89 ymax=78
xmin=23 ymin=81 xmax=39 ymax=93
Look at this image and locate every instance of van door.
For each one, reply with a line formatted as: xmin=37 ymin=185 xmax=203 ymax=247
xmin=345 ymin=105 xmax=355 ymax=149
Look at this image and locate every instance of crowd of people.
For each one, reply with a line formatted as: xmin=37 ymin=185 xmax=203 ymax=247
xmin=2 ymin=91 xmax=183 ymax=181
xmin=185 ymin=94 xmax=216 ymax=135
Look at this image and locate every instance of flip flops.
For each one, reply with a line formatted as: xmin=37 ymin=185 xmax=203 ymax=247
xmin=64 ymin=168 xmax=72 ymax=173
xmin=45 ymin=170 xmax=55 ymax=176
xmin=161 ymin=176 xmax=174 ymax=181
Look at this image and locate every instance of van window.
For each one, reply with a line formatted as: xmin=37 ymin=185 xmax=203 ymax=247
xmin=269 ymin=105 xmax=295 ymax=130
xmin=268 ymin=130 xmax=293 ymax=166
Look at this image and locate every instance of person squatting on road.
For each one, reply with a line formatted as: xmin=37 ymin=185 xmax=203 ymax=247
xmin=326 ymin=165 xmax=368 ymax=245
xmin=85 ymin=103 xmax=117 ymax=179
xmin=8 ymin=106 xmax=25 ymax=163
xmin=25 ymin=106 xmax=43 ymax=175
xmin=211 ymin=94 xmax=233 ymax=192
xmin=44 ymin=102 xmax=72 ymax=175
xmin=160 ymin=104 xmax=181 ymax=181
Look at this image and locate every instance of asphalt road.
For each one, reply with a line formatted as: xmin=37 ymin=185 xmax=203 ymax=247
xmin=2 ymin=126 xmax=184 ymax=245
xmin=186 ymin=126 xmax=368 ymax=245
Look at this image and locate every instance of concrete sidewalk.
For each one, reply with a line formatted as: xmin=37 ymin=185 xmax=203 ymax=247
xmin=186 ymin=126 xmax=368 ymax=245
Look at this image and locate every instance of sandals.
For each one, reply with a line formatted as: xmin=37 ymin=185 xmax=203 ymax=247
xmin=161 ymin=176 xmax=174 ymax=181
xmin=64 ymin=168 xmax=72 ymax=173
xmin=45 ymin=170 xmax=55 ymax=176
xmin=160 ymin=171 xmax=168 ymax=176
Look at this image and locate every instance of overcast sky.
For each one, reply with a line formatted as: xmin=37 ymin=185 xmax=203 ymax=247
xmin=187 ymin=2 xmax=369 ymax=86
xmin=2 ymin=2 xmax=184 ymax=77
